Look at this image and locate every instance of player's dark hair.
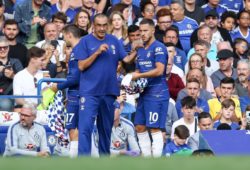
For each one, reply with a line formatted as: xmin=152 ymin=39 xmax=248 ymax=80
xmin=174 ymin=125 xmax=190 ymax=139
xmin=139 ymin=18 xmax=155 ymax=27
xmin=181 ymin=96 xmax=196 ymax=108
xmin=63 ymin=24 xmax=84 ymax=38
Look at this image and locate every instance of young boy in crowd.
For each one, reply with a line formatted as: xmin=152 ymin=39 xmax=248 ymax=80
xmin=213 ymin=99 xmax=241 ymax=130
xmin=163 ymin=125 xmax=192 ymax=157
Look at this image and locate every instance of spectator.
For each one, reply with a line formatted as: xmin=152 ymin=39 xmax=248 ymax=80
xmin=175 ymin=78 xmax=209 ymax=118
xmin=0 ymin=36 xmax=23 ymax=111
xmin=165 ymin=99 xmax=179 ymax=138
xmin=213 ymin=99 xmax=241 ymax=130
xmin=211 ymin=49 xmax=238 ymax=97
xmin=171 ymin=96 xmax=200 ymax=138
xmin=52 ymin=12 xmax=67 ymax=40
xmin=50 ymin=0 xmax=79 ymax=23
xmin=13 ymin=46 xmax=47 ymax=106
xmin=35 ymin=22 xmax=66 ymax=65
xmin=201 ymin=0 xmax=228 ymax=18
xmin=220 ymin=11 xmax=237 ymax=32
xmin=171 ymin=0 xmax=198 ymax=53
xmin=240 ymin=77 xmax=250 ymax=113
xmin=190 ymin=40 xmax=219 ymax=76
xmin=208 ymin=77 xmax=242 ymax=121
xmin=230 ymin=10 xmax=250 ymax=44
xmin=4 ymin=102 xmax=50 ymax=157
xmin=14 ymin=0 xmax=51 ymax=48
xmin=166 ymin=54 xmax=185 ymax=101
xmin=235 ymin=59 xmax=250 ymax=97
xmin=74 ymin=9 xmax=92 ymax=33
xmin=219 ymin=0 xmax=242 ymax=12
xmin=3 ymin=19 xmax=28 ymax=68
xmin=232 ymin=38 xmax=248 ymax=68
xmin=155 ymin=8 xmax=173 ymax=43
xmin=184 ymin=0 xmax=205 ymax=25
xmin=189 ymin=25 xmax=218 ymax=61
xmin=110 ymin=89 xmax=140 ymax=157
xmin=187 ymin=112 xmax=213 ymax=151
xmin=163 ymin=125 xmax=192 ymax=157
xmin=135 ymin=1 xmax=156 ymax=26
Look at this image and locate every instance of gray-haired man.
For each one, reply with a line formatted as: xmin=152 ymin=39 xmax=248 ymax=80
xmin=4 ymin=103 xmax=50 ymax=157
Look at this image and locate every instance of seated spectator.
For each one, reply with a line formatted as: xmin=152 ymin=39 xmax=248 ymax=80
xmin=184 ymin=68 xmax=216 ymax=98
xmin=232 ymin=38 xmax=248 ymax=68
xmin=211 ymin=49 xmax=237 ymax=97
xmin=14 ymin=0 xmax=51 ymax=48
xmin=187 ymin=112 xmax=213 ymax=151
xmin=175 ymin=78 xmax=209 ymax=118
xmin=230 ymin=10 xmax=250 ymax=44
xmin=3 ymin=102 xmax=50 ymax=157
xmin=171 ymin=0 xmax=198 ymax=53
xmin=110 ymin=90 xmax=140 ymax=157
xmin=201 ymin=0 xmax=228 ymax=19
xmin=184 ymin=0 xmax=205 ymax=25
xmin=213 ymin=99 xmax=241 ymax=130
xmin=239 ymin=77 xmax=250 ymax=112
xmin=155 ymin=8 xmax=173 ymax=43
xmin=13 ymin=47 xmax=47 ymax=105
xmin=3 ymin=19 xmax=28 ymax=68
xmin=163 ymin=125 xmax=192 ymax=157
xmin=235 ymin=59 xmax=249 ymax=97
xmin=165 ymin=42 xmax=184 ymax=78
xmin=171 ymin=96 xmax=200 ymax=139
xmin=208 ymin=77 xmax=242 ymax=121
xmin=220 ymin=11 xmax=237 ymax=32
xmin=50 ymin=0 xmax=80 ymax=23
xmin=0 ymin=36 xmax=23 ymax=111
xmin=73 ymin=9 xmax=92 ymax=34
xmin=35 ymin=23 xmax=66 ymax=66
xmin=166 ymin=55 xmax=185 ymax=101
xmin=187 ymin=40 xmax=219 ymax=76
xmin=135 ymin=1 xmax=156 ymax=26
xmin=52 ymin=12 xmax=67 ymax=40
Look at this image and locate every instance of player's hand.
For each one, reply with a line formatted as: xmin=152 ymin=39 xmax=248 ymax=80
xmin=131 ymin=72 xmax=141 ymax=80
xmin=96 ymin=44 xmax=109 ymax=55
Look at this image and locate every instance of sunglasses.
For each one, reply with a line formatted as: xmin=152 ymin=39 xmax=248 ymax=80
xmin=0 ymin=46 xmax=9 ymax=51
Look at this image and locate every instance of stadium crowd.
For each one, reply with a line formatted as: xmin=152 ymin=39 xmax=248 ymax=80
xmin=1 ymin=0 xmax=250 ymax=158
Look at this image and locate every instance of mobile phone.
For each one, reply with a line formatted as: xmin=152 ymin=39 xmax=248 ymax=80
xmin=50 ymin=40 xmax=58 ymax=49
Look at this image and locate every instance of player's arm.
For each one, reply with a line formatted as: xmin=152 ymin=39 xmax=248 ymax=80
xmin=78 ymin=44 xmax=108 ymax=71
xmin=132 ymin=62 xmax=165 ymax=80
xmin=122 ymin=50 xmax=138 ymax=63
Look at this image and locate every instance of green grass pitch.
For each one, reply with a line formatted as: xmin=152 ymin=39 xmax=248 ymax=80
xmin=1 ymin=156 xmax=250 ymax=170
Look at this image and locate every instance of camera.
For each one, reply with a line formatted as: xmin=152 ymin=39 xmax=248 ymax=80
xmin=246 ymin=111 xmax=250 ymax=123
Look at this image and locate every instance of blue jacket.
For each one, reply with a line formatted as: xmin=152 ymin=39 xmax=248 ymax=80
xmin=14 ymin=1 xmax=51 ymax=43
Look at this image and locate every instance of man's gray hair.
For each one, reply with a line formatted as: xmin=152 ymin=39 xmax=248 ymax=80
xmin=22 ymin=102 xmax=37 ymax=116
xmin=171 ymin=0 xmax=184 ymax=8
xmin=237 ymin=59 xmax=250 ymax=70
xmin=0 ymin=36 xmax=9 ymax=45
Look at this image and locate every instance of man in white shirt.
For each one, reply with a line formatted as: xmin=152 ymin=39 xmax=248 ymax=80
xmin=13 ymin=47 xmax=46 ymax=105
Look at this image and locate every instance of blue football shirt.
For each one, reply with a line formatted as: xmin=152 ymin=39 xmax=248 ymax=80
xmin=136 ymin=40 xmax=169 ymax=100
xmin=74 ymin=33 xmax=127 ymax=96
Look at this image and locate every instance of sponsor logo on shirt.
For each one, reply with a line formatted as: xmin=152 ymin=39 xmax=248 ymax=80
xmin=48 ymin=135 xmax=56 ymax=146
